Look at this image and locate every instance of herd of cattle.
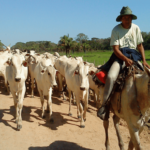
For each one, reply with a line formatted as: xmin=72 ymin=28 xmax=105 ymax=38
xmin=0 ymin=46 xmax=102 ymax=130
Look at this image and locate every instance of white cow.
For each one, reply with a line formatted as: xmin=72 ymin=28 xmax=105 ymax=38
xmin=56 ymin=58 xmax=89 ymax=128
xmin=6 ymin=53 xmax=28 ymax=130
xmin=33 ymin=58 xmax=57 ymax=122
xmin=0 ymin=51 xmax=12 ymax=93
xmin=28 ymin=51 xmax=42 ymax=97
xmin=88 ymin=66 xmax=101 ymax=107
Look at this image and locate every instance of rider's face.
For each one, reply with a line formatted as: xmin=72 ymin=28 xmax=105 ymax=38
xmin=121 ymin=15 xmax=132 ymax=29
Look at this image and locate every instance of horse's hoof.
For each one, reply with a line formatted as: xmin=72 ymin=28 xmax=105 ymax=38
xmin=63 ymin=98 xmax=66 ymax=101
xmin=78 ymin=116 xmax=81 ymax=119
xmin=68 ymin=113 xmax=72 ymax=116
xmin=84 ymin=119 xmax=86 ymax=122
xmin=31 ymin=96 xmax=34 ymax=98
xmin=17 ymin=124 xmax=22 ymax=130
xmin=80 ymin=125 xmax=85 ymax=128
xmin=50 ymin=118 xmax=54 ymax=123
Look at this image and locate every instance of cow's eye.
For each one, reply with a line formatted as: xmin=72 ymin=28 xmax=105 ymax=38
xmin=87 ymin=74 xmax=89 ymax=76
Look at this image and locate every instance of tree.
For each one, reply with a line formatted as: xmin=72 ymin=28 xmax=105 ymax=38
xmin=75 ymin=33 xmax=89 ymax=43
xmin=82 ymin=43 xmax=90 ymax=53
xmin=59 ymin=34 xmax=73 ymax=56
xmin=0 ymin=40 xmax=4 ymax=50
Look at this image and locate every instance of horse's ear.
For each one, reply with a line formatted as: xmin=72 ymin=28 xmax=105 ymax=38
xmin=144 ymin=66 xmax=150 ymax=76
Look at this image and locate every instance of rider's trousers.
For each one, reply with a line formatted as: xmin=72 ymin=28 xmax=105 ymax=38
xmin=102 ymin=61 xmax=120 ymax=105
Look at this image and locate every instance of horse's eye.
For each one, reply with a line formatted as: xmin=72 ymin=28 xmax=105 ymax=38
xmin=48 ymin=73 xmax=50 ymax=76
xmin=87 ymin=74 xmax=89 ymax=76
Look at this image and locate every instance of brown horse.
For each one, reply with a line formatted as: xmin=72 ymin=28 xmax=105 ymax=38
xmin=100 ymin=66 xmax=150 ymax=150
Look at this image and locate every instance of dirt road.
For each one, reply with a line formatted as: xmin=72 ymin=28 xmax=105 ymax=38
xmin=0 ymin=78 xmax=150 ymax=150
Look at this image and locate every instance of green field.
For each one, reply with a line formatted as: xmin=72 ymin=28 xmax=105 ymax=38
xmin=58 ymin=50 xmax=150 ymax=67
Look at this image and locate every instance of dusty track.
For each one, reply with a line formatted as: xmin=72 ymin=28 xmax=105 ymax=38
xmin=0 ymin=77 xmax=150 ymax=150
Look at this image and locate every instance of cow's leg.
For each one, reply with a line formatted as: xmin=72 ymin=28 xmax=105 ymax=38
xmin=76 ymin=97 xmax=84 ymax=128
xmin=113 ymin=115 xmax=125 ymax=150
xmin=128 ymin=124 xmax=143 ymax=150
xmin=4 ymin=77 xmax=10 ymax=94
xmin=103 ymin=120 xmax=110 ymax=150
xmin=47 ymin=87 xmax=54 ymax=123
xmin=17 ymin=87 xmax=25 ymax=130
xmin=39 ymin=90 xmax=45 ymax=118
xmin=68 ymin=89 xmax=72 ymax=116
xmin=57 ymin=73 xmax=66 ymax=100
xmin=71 ymin=91 xmax=76 ymax=105
xmin=83 ymin=91 xmax=88 ymax=122
xmin=11 ymin=91 xmax=19 ymax=123
xmin=128 ymin=126 xmax=144 ymax=150
xmin=31 ymin=77 xmax=34 ymax=98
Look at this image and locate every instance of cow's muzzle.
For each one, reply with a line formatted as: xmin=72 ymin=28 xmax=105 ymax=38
xmin=15 ymin=78 xmax=21 ymax=82
xmin=80 ymin=87 xmax=85 ymax=91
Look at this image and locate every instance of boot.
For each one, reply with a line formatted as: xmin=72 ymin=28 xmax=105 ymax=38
xmin=97 ymin=103 xmax=110 ymax=120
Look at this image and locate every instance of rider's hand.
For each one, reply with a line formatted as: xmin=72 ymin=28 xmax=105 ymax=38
xmin=143 ymin=60 xmax=150 ymax=69
xmin=125 ymin=58 xmax=133 ymax=67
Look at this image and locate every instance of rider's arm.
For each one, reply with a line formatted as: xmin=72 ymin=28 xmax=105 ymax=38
xmin=113 ymin=45 xmax=133 ymax=66
xmin=137 ymin=43 xmax=150 ymax=68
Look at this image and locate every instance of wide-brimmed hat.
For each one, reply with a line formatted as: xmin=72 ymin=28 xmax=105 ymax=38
xmin=116 ymin=6 xmax=137 ymax=22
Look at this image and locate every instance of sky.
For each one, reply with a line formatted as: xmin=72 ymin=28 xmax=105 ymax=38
xmin=0 ymin=0 xmax=150 ymax=46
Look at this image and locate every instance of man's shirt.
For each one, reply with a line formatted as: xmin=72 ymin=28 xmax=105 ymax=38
xmin=110 ymin=23 xmax=143 ymax=50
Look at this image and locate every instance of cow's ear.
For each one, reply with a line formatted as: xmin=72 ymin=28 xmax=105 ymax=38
xmin=56 ymin=70 xmax=59 ymax=76
xmin=83 ymin=61 xmax=87 ymax=65
xmin=23 ymin=61 xmax=28 ymax=67
xmin=89 ymin=70 xmax=95 ymax=75
xmin=5 ymin=59 xmax=11 ymax=66
xmin=74 ymin=70 xmax=79 ymax=75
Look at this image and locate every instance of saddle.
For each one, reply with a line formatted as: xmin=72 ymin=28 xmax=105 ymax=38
xmin=93 ymin=61 xmax=144 ymax=92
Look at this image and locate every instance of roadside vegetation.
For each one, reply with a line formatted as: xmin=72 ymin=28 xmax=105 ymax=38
xmin=0 ymin=32 xmax=150 ymax=66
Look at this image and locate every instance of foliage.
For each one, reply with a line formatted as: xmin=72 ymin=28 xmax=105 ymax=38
xmin=0 ymin=40 xmax=4 ymax=50
xmin=59 ymin=34 xmax=74 ymax=56
xmin=11 ymin=41 xmax=57 ymax=52
xmin=75 ymin=33 xmax=89 ymax=43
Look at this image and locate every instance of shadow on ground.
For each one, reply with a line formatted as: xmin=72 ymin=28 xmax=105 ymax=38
xmin=28 ymin=140 xmax=92 ymax=150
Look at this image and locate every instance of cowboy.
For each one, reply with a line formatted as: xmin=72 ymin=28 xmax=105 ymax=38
xmin=97 ymin=6 xmax=150 ymax=120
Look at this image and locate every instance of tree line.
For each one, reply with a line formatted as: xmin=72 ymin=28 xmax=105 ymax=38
xmin=1 ymin=32 xmax=150 ymax=55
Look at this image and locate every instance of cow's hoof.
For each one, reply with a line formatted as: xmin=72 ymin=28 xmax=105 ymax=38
xmin=50 ymin=118 xmax=54 ymax=123
xmin=46 ymin=110 xmax=50 ymax=113
xmin=68 ymin=113 xmax=72 ymax=116
xmin=15 ymin=120 xmax=18 ymax=124
xmin=73 ymin=102 xmax=76 ymax=105
xmin=84 ymin=119 xmax=86 ymax=122
xmin=63 ymin=98 xmax=66 ymax=101
xmin=17 ymin=124 xmax=22 ymax=130
xmin=42 ymin=115 xmax=46 ymax=119
xmin=78 ymin=116 xmax=81 ymax=119
xmin=80 ymin=125 xmax=85 ymax=128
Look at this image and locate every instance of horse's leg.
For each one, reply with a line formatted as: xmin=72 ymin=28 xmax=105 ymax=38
xmin=113 ymin=115 xmax=125 ymax=150
xmin=103 ymin=120 xmax=110 ymax=150
xmin=128 ymin=126 xmax=144 ymax=150
xmin=128 ymin=124 xmax=143 ymax=150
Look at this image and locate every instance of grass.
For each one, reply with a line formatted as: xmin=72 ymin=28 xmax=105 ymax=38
xmin=58 ymin=50 xmax=150 ymax=67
